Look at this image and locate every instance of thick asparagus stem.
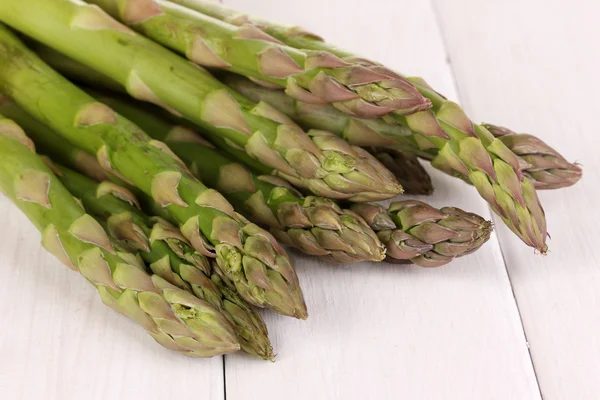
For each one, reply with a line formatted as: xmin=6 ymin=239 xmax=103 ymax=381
xmin=351 ymin=201 xmax=493 ymax=267
xmin=88 ymin=0 xmax=430 ymax=119
xmin=0 ymin=0 xmax=402 ymax=202
xmin=484 ymin=124 xmax=582 ymax=190
xmin=168 ymin=0 xmax=549 ymax=253
xmin=0 ymin=116 xmax=240 ymax=357
xmin=53 ymin=163 xmax=274 ymax=359
xmin=86 ymin=90 xmax=386 ymax=263
xmin=0 ymin=24 xmax=307 ymax=319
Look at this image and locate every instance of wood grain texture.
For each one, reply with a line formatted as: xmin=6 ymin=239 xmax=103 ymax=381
xmin=0 ymin=196 xmax=224 ymax=400
xmin=223 ymin=1 xmax=540 ymax=399
xmin=433 ymin=0 xmax=600 ymax=398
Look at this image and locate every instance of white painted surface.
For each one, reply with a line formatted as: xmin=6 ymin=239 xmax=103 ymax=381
xmin=0 ymin=0 xmax=596 ymax=399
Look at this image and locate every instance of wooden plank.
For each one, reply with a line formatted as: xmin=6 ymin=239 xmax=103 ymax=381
xmin=432 ymin=0 xmax=600 ymax=398
xmin=223 ymin=1 xmax=541 ymax=398
xmin=0 ymin=195 xmax=224 ymax=400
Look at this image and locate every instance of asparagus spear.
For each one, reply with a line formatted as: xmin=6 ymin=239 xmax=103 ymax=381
xmin=0 ymin=24 xmax=307 ymax=319
xmin=84 ymin=89 xmax=386 ymax=263
xmin=34 ymin=53 xmax=426 ymax=163
xmin=0 ymin=0 xmax=402 ymax=202
xmin=0 ymin=116 xmax=240 ymax=357
xmin=87 ymin=0 xmax=430 ymax=119
xmin=52 ymin=163 xmax=274 ymax=359
xmin=351 ymin=201 xmax=493 ymax=267
xmin=168 ymin=0 xmax=549 ymax=253
xmin=484 ymin=124 xmax=582 ymax=190
xmin=222 ymin=73 xmax=428 ymax=158
xmin=368 ymin=149 xmax=434 ymax=196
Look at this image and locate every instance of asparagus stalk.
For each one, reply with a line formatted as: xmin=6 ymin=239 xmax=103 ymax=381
xmin=0 ymin=0 xmax=402 ymax=203
xmin=34 ymin=53 xmax=426 ymax=163
xmin=168 ymin=0 xmax=549 ymax=253
xmin=88 ymin=0 xmax=431 ymax=119
xmin=351 ymin=201 xmax=493 ymax=267
xmin=368 ymin=149 xmax=434 ymax=196
xmin=222 ymin=73 xmax=428 ymax=157
xmin=0 ymin=116 xmax=240 ymax=357
xmin=85 ymin=89 xmax=386 ymax=263
xmin=52 ymin=163 xmax=274 ymax=359
xmin=0 ymin=24 xmax=307 ymax=319
xmin=484 ymin=124 xmax=582 ymax=190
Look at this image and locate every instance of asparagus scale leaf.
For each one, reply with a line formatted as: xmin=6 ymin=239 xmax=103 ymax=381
xmin=0 ymin=23 xmax=307 ymax=319
xmin=0 ymin=116 xmax=240 ymax=357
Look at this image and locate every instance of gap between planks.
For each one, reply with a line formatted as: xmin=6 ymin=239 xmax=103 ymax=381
xmin=427 ymin=0 xmax=544 ymax=397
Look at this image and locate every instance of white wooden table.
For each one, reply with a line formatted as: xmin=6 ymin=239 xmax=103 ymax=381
xmin=1 ymin=0 xmax=597 ymax=398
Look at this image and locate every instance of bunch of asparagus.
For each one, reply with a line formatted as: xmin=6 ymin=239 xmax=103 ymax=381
xmin=0 ymin=0 xmax=580 ymax=359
